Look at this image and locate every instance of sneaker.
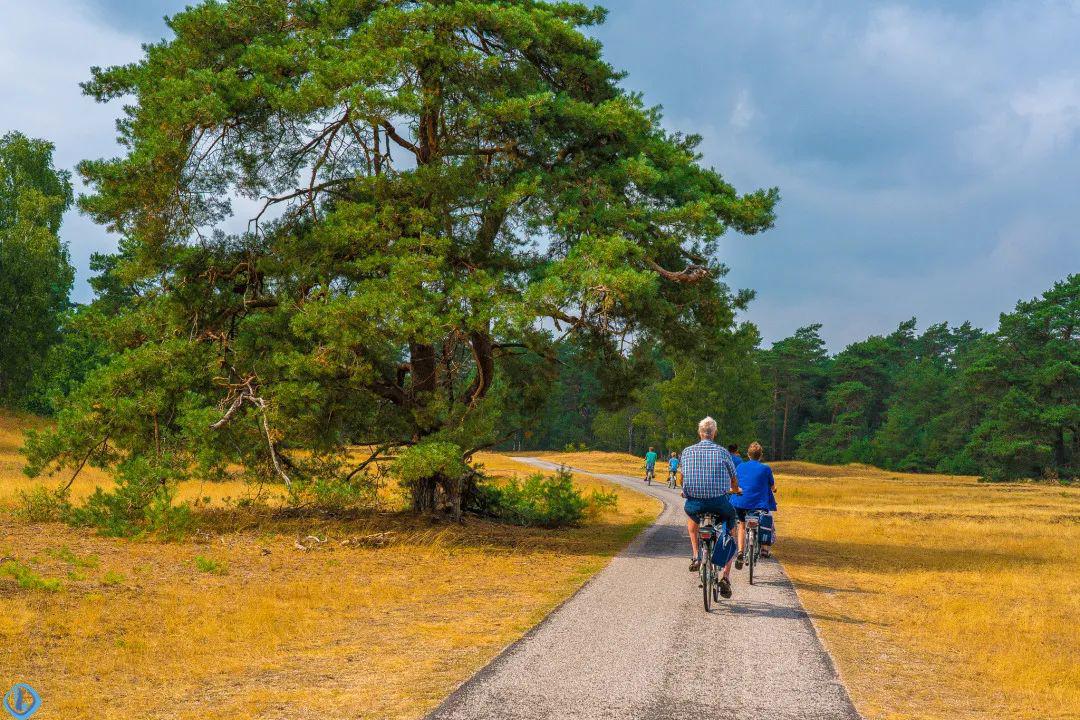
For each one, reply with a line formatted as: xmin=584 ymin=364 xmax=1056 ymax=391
xmin=734 ymin=553 xmax=745 ymax=570
xmin=719 ymin=576 xmax=732 ymax=598
xmin=689 ymin=557 xmax=701 ymax=572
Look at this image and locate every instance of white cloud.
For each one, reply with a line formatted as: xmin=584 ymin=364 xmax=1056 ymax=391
xmin=729 ymin=88 xmax=757 ymax=130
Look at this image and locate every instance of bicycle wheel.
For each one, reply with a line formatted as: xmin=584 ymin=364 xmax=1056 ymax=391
xmin=701 ymin=541 xmax=713 ymax=611
xmin=748 ymin=529 xmax=757 ymax=585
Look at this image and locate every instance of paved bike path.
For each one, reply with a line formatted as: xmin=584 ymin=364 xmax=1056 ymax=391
xmin=427 ymin=457 xmax=861 ymax=720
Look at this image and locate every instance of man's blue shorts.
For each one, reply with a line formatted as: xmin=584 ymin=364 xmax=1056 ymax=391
xmin=684 ymin=495 xmax=738 ymax=533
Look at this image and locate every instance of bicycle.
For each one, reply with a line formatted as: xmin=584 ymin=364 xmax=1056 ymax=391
xmin=644 ymin=465 xmax=655 ymax=485
xmin=741 ymin=510 xmax=768 ymax=585
xmin=696 ymin=511 xmax=737 ymax=611
xmin=696 ymin=512 xmax=722 ymax=611
xmin=667 ymin=469 xmax=679 ymax=489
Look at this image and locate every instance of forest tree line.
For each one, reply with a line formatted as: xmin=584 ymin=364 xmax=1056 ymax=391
xmin=510 ymin=278 xmax=1078 ymax=483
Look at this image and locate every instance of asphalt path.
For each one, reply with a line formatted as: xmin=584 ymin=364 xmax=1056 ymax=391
xmin=426 ymin=457 xmax=862 ymax=720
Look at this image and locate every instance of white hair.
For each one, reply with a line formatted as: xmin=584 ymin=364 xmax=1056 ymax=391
xmin=698 ymin=416 xmax=717 ymax=439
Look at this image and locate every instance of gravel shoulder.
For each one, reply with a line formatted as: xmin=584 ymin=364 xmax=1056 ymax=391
xmin=427 ymin=458 xmax=862 ymax=720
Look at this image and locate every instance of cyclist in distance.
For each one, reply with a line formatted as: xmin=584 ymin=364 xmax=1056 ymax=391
xmin=668 ymin=451 xmax=680 ymax=485
xmin=727 ymin=443 xmax=743 ymax=466
xmin=681 ymin=417 xmax=741 ymax=598
xmin=644 ymin=446 xmax=658 ymax=482
xmin=731 ymin=442 xmax=777 ymax=569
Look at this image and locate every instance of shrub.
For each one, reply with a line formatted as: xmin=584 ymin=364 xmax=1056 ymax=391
xmin=14 ymin=485 xmax=72 ymax=522
xmin=287 ymin=475 xmax=370 ymax=512
xmin=46 ymin=546 xmax=98 ymax=568
xmin=102 ymin=571 xmax=125 ymax=586
xmin=194 ymin=555 xmax=227 ymax=575
xmin=67 ymin=458 xmax=192 ymax=539
xmin=585 ymin=487 xmax=619 ymax=521
xmin=0 ymin=560 xmax=61 ymax=592
xmin=471 ymin=467 xmax=600 ymax=528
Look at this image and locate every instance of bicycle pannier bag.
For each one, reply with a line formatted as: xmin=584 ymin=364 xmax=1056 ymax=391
xmin=712 ymin=529 xmax=737 ymax=567
xmin=758 ymin=513 xmax=775 ymax=545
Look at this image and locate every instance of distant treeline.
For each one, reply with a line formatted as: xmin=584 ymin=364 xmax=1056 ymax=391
xmin=511 ymin=275 xmax=1078 ymax=483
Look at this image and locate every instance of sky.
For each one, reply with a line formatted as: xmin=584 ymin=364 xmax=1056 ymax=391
xmin=2 ymin=0 xmax=1078 ymax=350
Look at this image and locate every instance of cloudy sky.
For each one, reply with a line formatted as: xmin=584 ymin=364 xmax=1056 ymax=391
xmin=2 ymin=0 xmax=1078 ymax=349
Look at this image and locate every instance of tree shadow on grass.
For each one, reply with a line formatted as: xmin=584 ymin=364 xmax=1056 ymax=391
xmin=779 ymin=536 xmax=1047 ymax=574
xmin=722 ymin=599 xmax=879 ymax=626
xmin=193 ymin=505 xmax=663 ymax=560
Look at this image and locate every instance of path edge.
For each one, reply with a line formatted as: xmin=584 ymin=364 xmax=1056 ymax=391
xmin=423 ymin=459 xmax=668 ymax=719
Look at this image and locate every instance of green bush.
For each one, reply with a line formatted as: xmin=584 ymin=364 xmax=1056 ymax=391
xmin=46 ymin=546 xmax=98 ymax=568
xmin=68 ymin=458 xmax=192 ymax=539
xmin=471 ymin=467 xmax=600 ymax=528
xmin=194 ymin=555 xmax=227 ymax=575
xmin=14 ymin=485 xmax=72 ymax=522
xmin=287 ymin=475 xmax=369 ymax=512
xmin=0 ymin=560 xmax=62 ymax=592
xmin=102 ymin=571 xmax=125 ymax=586
xmin=585 ymin=487 xmax=619 ymax=520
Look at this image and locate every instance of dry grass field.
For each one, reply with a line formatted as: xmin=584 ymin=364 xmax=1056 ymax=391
xmin=0 ymin=413 xmax=659 ymax=719
xmin=550 ymin=451 xmax=1080 ymax=720
xmin=4 ymin=412 xmax=1078 ymax=720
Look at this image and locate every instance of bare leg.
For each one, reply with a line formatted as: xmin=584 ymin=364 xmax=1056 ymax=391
xmin=736 ymin=520 xmax=746 ymax=556
xmin=687 ymin=516 xmax=700 ymax=558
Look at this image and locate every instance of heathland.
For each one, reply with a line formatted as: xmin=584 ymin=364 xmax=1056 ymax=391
xmin=2 ymin=413 xmax=1077 ymax=719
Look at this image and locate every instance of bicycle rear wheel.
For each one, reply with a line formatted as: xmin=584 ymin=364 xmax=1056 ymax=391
xmin=748 ymin=529 xmax=757 ymax=585
xmin=701 ymin=541 xmax=713 ymax=611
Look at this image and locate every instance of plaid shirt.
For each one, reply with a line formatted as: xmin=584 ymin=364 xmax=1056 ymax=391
xmin=680 ymin=439 xmax=738 ymax=499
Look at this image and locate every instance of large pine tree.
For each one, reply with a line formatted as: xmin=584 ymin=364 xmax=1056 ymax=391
xmin=27 ymin=1 xmax=776 ymax=513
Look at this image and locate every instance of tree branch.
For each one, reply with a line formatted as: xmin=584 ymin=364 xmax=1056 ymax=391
xmin=645 ymin=259 xmax=711 ymax=283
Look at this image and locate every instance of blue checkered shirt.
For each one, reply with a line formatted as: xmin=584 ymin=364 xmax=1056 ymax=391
xmin=680 ymin=440 xmax=738 ymax=499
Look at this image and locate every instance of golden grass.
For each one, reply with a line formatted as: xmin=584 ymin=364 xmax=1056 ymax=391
xmin=0 ymin=412 xmax=660 ymax=719
xmin=558 ymin=452 xmax=1080 ymax=720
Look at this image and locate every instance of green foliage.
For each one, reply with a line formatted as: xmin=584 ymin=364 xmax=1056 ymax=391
xmin=102 ymin=570 xmax=126 ymax=586
xmin=962 ymin=276 xmax=1079 ymax=481
xmin=0 ymin=131 xmax=75 ymax=408
xmin=67 ymin=459 xmax=193 ymax=539
xmin=0 ymin=560 xmax=62 ymax=592
xmin=775 ymin=276 xmax=1077 ymax=482
xmin=46 ymin=546 xmax=99 ymax=569
xmin=287 ymin=474 xmax=371 ymax=512
xmin=194 ymin=555 xmax=227 ymax=575
xmin=14 ymin=484 xmax=73 ymax=522
xmin=471 ymin=467 xmax=596 ymax=527
xmin=29 ymin=0 xmax=775 ymax=518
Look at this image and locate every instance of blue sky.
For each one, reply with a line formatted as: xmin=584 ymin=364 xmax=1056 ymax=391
xmin=3 ymin=1 xmax=1078 ymax=349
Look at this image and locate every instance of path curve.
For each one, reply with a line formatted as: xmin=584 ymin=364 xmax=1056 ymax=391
xmin=427 ymin=458 xmax=861 ymax=720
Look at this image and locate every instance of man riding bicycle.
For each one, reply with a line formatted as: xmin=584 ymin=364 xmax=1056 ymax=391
xmin=681 ymin=417 xmax=741 ymax=598
xmin=644 ymin=446 xmax=658 ymax=482
xmin=731 ymin=441 xmax=777 ymax=569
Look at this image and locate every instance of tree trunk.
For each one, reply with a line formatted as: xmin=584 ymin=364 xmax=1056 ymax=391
xmin=409 ymin=342 xmax=438 ymax=398
xmin=411 ymin=475 xmax=438 ymax=513
xmin=781 ymin=397 xmax=791 ymax=460
xmin=1054 ymin=426 xmax=1067 ymax=469
xmin=770 ymin=386 xmax=779 ymax=455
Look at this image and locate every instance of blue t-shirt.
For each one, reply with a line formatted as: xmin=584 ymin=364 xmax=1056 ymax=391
xmin=668 ymin=456 xmax=679 ymax=471
xmin=645 ymin=451 xmax=657 ymax=468
xmin=731 ymin=453 xmax=743 ymax=467
xmin=730 ymin=460 xmax=777 ymax=511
